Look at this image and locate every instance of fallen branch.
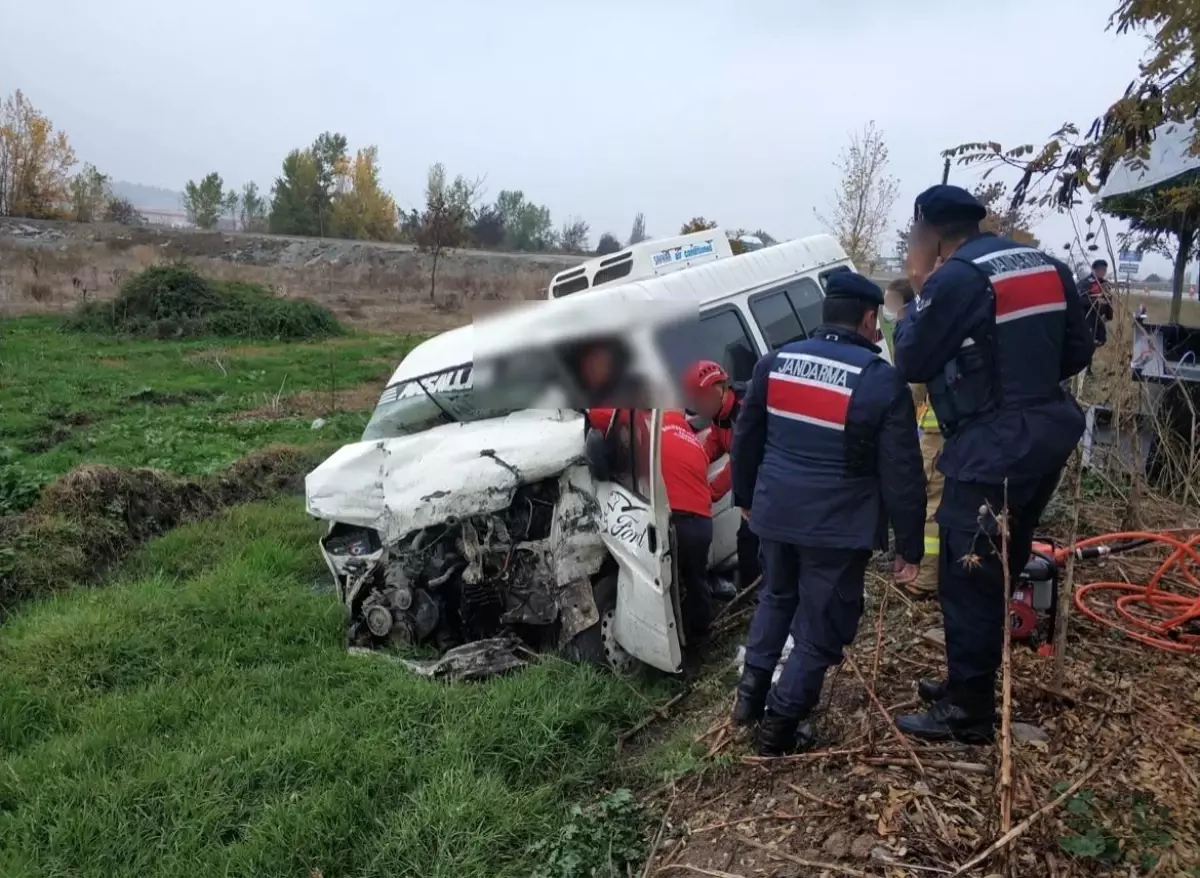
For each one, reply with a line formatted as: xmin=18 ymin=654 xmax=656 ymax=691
xmin=785 ymin=781 xmax=844 ymax=809
xmin=695 ymin=717 xmax=731 ymax=745
xmin=857 ymin=756 xmax=990 ymax=775
xmin=711 ymin=607 xmax=755 ymax=638
xmin=656 ymin=865 xmax=747 ymax=878
xmin=616 ymin=689 xmax=691 ymax=751
xmin=946 ymin=744 xmax=1125 ymax=878
xmin=736 ymin=838 xmax=868 ymax=878
xmin=711 ymin=575 xmax=761 ymax=627
xmin=865 ymin=576 xmax=892 ymax=744
xmin=998 ymin=483 xmax=1015 ymax=836
xmin=1052 ymin=448 xmax=1085 ymax=689
xmin=703 ymin=727 xmax=729 ymax=759
xmin=641 ymin=788 xmax=677 ymax=878
xmin=844 ymin=652 xmax=926 ymax=776
xmin=689 ymin=812 xmax=801 ymax=835
xmin=740 ymin=745 xmax=867 ymax=765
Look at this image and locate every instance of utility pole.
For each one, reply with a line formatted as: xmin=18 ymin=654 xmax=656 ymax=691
xmin=941 ymin=158 xmax=951 ymax=185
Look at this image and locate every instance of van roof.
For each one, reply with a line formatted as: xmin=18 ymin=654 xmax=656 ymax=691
xmin=476 ymin=232 xmax=850 ymax=355
xmin=548 ymin=229 xmax=734 ymax=298
xmin=389 ymin=232 xmax=852 ymax=383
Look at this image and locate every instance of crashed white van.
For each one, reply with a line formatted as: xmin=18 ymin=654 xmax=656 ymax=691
xmin=305 ymin=232 xmax=871 ymax=676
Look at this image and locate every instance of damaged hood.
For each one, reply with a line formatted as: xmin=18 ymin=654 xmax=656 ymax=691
xmin=306 ymin=409 xmax=588 ymax=544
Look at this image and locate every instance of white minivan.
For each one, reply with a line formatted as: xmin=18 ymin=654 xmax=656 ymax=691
xmin=306 ymin=231 xmax=889 ymax=676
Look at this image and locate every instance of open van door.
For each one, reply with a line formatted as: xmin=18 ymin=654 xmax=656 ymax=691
xmin=593 ymin=410 xmax=683 ymax=673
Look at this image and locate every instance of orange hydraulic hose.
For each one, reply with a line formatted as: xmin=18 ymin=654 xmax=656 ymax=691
xmin=1056 ymin=530 xmax=1200 ymax=654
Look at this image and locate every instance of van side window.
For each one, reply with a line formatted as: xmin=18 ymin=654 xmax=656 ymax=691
xmin=697 ymin=308 xmax=759 ymax=383
xmin=788 ymin=278 xmax=825 ymax=338
xmin=749 ymin=278 xmax=826 ymax=351
xmin=750 ymin=290 xmax=804 ymax=349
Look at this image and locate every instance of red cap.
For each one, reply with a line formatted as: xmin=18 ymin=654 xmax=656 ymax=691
xmin=683 ymin=360 xmax=728 ymax=395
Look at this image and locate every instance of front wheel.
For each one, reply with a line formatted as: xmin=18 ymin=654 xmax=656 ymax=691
xmin=561 ymin=573 xmax=636 ymax=673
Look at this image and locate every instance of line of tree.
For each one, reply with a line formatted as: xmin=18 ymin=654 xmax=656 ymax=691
xmin=3 ymin=87 xmax=780 ymax=261
xmin=0 ymin=90 xmax=142 ymax=225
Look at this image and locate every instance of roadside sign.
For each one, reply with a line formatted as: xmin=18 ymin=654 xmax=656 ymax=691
xmin=1119 ymin=262 xmax=1139 ymax=276
xmin=1118 ymin=249 xmax=1142 ymax=263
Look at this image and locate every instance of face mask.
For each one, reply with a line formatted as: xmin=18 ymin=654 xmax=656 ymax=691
xmin=881 ymin=306 xmax=898 ymax=323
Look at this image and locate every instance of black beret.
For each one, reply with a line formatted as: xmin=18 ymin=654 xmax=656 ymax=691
xmin=824 ymin=270 xmax=883 ymax=306
xmin=914 ymin=184 xmax=988 ymax=226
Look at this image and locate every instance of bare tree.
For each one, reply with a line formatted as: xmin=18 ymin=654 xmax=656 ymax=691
xmin=416 ymin=163 xmax=482 ymax=300
xmin=560 ymin=216 xmax=590 ymax=253
xmin=628 ymin=212 xmax=647 ymax=245
xmin=815 ymin=121 xmax=899 ymax=271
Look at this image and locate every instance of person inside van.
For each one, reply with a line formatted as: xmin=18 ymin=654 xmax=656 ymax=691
xmin=560 ymin=336 xmax=652 ymax=408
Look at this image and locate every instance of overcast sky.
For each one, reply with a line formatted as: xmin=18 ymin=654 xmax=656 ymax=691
xmin=1 ymin=0 xmax=1173 ymax=276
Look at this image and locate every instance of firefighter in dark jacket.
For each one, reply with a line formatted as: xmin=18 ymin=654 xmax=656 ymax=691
xmin=892 ymin=185 xmax=1094 ymax=744
xmin=730 ymin=271 xmax=926 ymax=756
xmin=683 ymin=360 xmax=759 ymax=597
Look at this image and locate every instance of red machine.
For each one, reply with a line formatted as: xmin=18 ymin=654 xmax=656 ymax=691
xmin=1010 ymin=541 xmax=1060 ymax=652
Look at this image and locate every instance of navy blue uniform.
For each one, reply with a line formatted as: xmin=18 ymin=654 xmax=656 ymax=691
xmin=893 ymin=227 xmax=1093 ymax=719
xmin=732 ymin=326 xmax=925 ymax=720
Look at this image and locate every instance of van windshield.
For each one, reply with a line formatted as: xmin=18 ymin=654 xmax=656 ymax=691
xmin=361 ymin=362 xmax=526 ymax=440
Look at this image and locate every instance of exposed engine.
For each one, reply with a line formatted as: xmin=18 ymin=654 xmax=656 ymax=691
xmin=320 ymin=473 xmax=605 ymax=656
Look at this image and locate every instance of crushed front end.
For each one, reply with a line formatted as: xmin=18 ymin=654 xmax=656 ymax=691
xmin=318 ymin=467 xmax=607 ymax=669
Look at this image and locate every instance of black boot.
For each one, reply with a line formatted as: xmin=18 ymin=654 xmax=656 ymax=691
xmin=917 ymin=678 xmax=948 ymax=704
xmin=732 ymin=665 xmax=772 ymax=727
xmin=710 ymin=576 xmax=739 ymax=602
xmin=896 ymin=697 xmax=995 ymax=745
xmin=755 ymin=708 xmax=816 ymax=757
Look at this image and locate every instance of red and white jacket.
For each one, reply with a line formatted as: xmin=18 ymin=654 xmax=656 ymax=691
xmin=586 ymin=408 xmax=723 ymax=517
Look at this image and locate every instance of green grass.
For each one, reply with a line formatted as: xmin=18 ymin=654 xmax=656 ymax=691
xmin=0 ymin=316 xmax=418 ymax=511
xmin=0 ymin=500 xmax=656 ymax=878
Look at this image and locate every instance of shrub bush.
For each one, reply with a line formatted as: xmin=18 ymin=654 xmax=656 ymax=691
xmin=68 ymin=265 xmax=343 ymax=340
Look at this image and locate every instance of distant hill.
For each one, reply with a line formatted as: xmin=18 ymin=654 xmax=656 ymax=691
xmin=112 ymin=181 xmax=184 ymax=211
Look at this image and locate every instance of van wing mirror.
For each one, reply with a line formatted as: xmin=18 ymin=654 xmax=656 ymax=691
xmin=584 ymin=428 xmax=612 ymax=482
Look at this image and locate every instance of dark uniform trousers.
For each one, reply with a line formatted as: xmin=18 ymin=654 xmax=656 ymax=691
xmin=737 ymin=518 xmax=761 ymax=587
xmin=743 ymin=540 xmax=870 ymax=719
xmin=937 ymin=472 xmax=1061 ymax=713
xmin=673 ymin=512 xmax=714 ymax=639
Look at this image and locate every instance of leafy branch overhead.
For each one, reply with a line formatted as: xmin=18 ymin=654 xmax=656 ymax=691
xmin=944 ymin=1 xmax=1200 ymax=209
xmin=942 ymin=1 xmax=1200 ymax=321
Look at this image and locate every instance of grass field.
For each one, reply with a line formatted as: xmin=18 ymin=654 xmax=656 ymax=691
xmin=0 ymin=312 xmax=669 ymax=878
xmin=0 ymin=317 xmax=417 ymax=513
xmin=0 ymin=500 xmax=660 ymax=878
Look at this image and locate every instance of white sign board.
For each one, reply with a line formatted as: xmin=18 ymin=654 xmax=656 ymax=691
xmin=1100 ymin=123 xmax=1200 ymax=199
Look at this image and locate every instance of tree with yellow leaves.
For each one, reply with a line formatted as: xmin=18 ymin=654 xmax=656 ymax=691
xmin=0 ymin=90 xmax=77 ymax=218
xmin=330 ymin=146 xmax=399 ymax=241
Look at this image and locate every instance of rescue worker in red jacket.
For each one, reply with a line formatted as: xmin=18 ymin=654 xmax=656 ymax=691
xmin=683 ymin=360 xmax=759 ymax=598
xmin=585 ymin=407 xmax=724 ymax=640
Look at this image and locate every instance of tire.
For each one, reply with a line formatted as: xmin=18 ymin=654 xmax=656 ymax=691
xmin=561 ymin=573 xmax=636 ymax=673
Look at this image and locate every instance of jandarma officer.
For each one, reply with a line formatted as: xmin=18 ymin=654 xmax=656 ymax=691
xmin=891 ymin=185 xmax=1094 ymax=743
xmin=729 ymin=270 xmax=926 ymax=756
